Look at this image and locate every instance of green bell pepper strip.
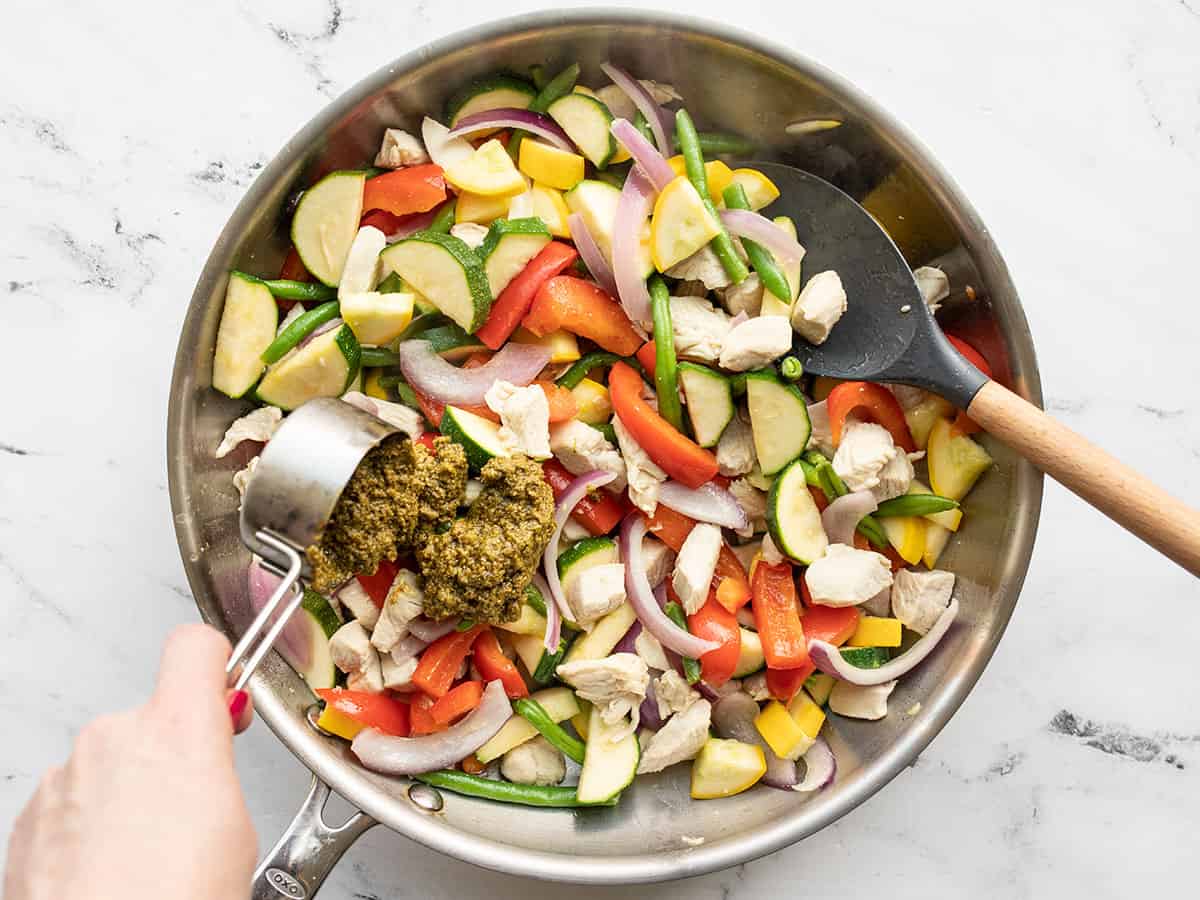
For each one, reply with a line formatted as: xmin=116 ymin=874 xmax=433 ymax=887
xmin=359 ymin=346 xmax=403 ymax=368
xmin=649 ymin=276 xmax=684 ymax=432
xmin=675 ymin=109 xmax=748 ymax=285
xmin=429 ymin=199 xmax=457 ymax=234
xmin=509 ymin=63 xmax=580 ymax=160
xmin=722 ymin=183 xmax=791 ymax=302
xmin=413 ymin=771 xmax=618 ymax=808
xmin=674 ymin=131 xmax=756 ymax=157
xmin=555 ymin=351 xmax=623 ymax=388
xmin=260 ymin=301 xmax=340 ymax=364
xmin=802 ymin=450 xmax=890 ymax=550
xmin=513 ymin=698 xmax=587 ymax=764
xmin=664 ymin=602 xmax=702 ymax=684
xmin=874 ymin=494 xmax=959 ymax=518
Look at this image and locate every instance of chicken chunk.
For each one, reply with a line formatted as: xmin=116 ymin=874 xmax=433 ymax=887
xmin=804 ymin=544 xmax=894 ymax=607
xmin=501 ymin=736 xmax=566 ymax=786
xmin=791 ymin=270 xmax=847 ymax=345
xmin=449 ymin=222 xmax=489 ymax=249
xmin=832 ymin=421 xmax=898 ymax=493
xmin=329 ymin=621 xmax=384 ymax=693
xmin=556 ymin=654 xmax=650 ymax=729
xmin=672 ymin=523 xmax=722 ymax=613
xmin=337 ymin=579 xmax=380 ymax=630
xmin=872 ymin=451 xmax=917 ymax=503
xmin=670 ymin=295 xmax=732 ymax=364
xmin=634 ymin=629 xmax=672 ymax=671
xmin=913 ymin=265 xmax=949 ymax=314
xmin=891 ymin=568 xmax=955 ymax=634
xmin=716 ymin=409 xmax=757 ymax=477
xmin=829 ymin=680 xmax=896 ymax=720
xmin=370 ymin=569 xmax=424 ymax=653
xmin=612 ymin=414 xmax=667 ymax=515
xmin=636 ymin=699 xmax=712 ymax=774
xmin=374 ymin=128 xmax=430 ymax=168
xmin=760 ymin=532 xmax=786 ymax=566
xmin=666 ymin=244 xmax=732 ymax=290
xmin=233 ymin=455 xmax=259 ymax=501
xmin=486 ymin=380 xmax=552 ymax=459
xmin=216 ymin=406 xmax=282 ymax=458
xmin=720 ymin=272 xmax=764 ymax=318
xmin=568 ymin=563 xmax=627 ymax=628
xmin=719 ymin=316 xmax=793 ymax=372
xmin=805 ymin=400 xmax=836 ymax=458
xmin=549 ymin=419 xmax=626 ymax=492
xmin=655 ymin=670 xmax=700 ymax=720
xmin=381 ymin=653 xmax=418 ymax=691
xmin=728 ymin=478 xmax=767 ymax=538
xmin=641 ymin=536 xmax=675 ymax=589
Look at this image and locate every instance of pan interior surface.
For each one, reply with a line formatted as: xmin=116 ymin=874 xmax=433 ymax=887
xmin=167 ymin=10 xmax=1042 ymax=884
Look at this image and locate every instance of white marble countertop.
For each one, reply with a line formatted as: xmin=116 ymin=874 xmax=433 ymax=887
xmin=2 ymin=0 xmax=1198 ymax=897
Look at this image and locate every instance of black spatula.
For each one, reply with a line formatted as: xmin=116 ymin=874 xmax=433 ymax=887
xmin=752 ymin=162 xmax=1200 ymax=575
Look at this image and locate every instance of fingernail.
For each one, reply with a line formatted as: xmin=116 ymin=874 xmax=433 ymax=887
xmin=228 ymin=690 xmax=249 ymax=724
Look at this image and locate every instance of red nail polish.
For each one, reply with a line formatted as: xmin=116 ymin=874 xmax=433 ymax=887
xmin=228 ymin=690 xmax=249 ymax=724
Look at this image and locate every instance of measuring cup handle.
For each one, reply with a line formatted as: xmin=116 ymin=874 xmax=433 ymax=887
xmin=250 ymin=775 xmax=376 ymax=900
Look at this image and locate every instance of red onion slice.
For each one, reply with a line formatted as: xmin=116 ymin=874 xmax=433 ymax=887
xmin=712 ymin=691 xmax=797 ymax=789
xmin=397 ymin=340 xmax=550 ymax=407
xmin=792 ymin=736 xmax=836 ymax=792
xmin=384 ymin=203 xmax=449 ymax=243
xmin=612 ymin=167 xmax=656 ymax=326
xmin=351 ymin=680 xmax=511 ymax=775
xmin=246 ymin=560 xmax=309 ymax=667
xmin=619 ymin=513 xmax=720 ymax=658
xmin=543 ymin=471 xmax=618 ymax=648
xmin=298 ymin=317 xmax=343 ymax=351
xmin=720 ymin=209 xmax=806 ymax=263
xmin=658 ymin=481 xmax=748 ymax=530
xmin=809 ymin=598 xmax=960 ymax=685
xmin=820 ymin=490 xmax=877 ymax=546
xmin=600 ymin=63 xmax=672 ymax=155
xmin=407 ymin=617 xmax=459 ymax=643
xmin=639 ymin=678 xmax=663 ymax=731
xmin=613 ymin=618 xmax=643 ymax=656
xmin=447 ymin=108 xmax=574 ymax=152
xmin=610 ymin=119 xmax=675 ymax=191
xmin=566 ymin=213 xmax=619 ymax=298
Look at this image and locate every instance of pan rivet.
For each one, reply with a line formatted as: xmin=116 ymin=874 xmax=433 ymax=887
xmin=305 ymin=703 xmax=337 ymax=737
xmin=408 ymin=783 xmax=444 ymax=812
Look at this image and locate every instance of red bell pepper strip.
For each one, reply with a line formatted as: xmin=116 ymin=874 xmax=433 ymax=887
xmin=642 ymin=504 xmax=750 ymax=609
xmin=635 ymin=340 xmax=658 ymax=375
xmin=356 ymin=558 xmax=400 ymax=608
xmin=542 ymin=459 xmax=627 ymax=535
xmin=472 ymin=630 xmax=529 ymax=698
xmin=809 ymin=485 xmax=829 ymax=513
xmin=360 ymin=209 xmax=403 ymax=235
xmin=797 ymin=600 xmax=861 ymax=647
xmin=315 ymin=689 xmax=410 ymax=736
xmin=849 ymin=532 xmax=907 ymax=571
xmin=826 ymin=381 xmax=917 ymax=452
xmin=362 ymin=164 xmax=447 ymax=217
xmin=412 ymin=625 xmax=485 ymax=699
xmin=430 ymin=680 xmax=485 ymax=726
xmin=522 ymin=277 xmax=645 ymax=356
xmin=409 ymin=693 xmax=442 ymax=735
xmin=765 ymin=662 xmax=816 ymax=702
xmin=608 ymin=362 xmax=718 ymax=487
xmin=414 ymin=432 xmax=438 ymax=452
xmin=946 ymin=334 xmax=993 ymax=437
xmin=687 ymin=595 xmax=740 ymax=686
xmin=539 ymin=381 xmax=578 ymax=423
xmin=476 ymin=242 xmax=578 ymax=349
xmin=278 ymin=246 xmax=311 ymax=283
xmin=750 ymin=560 xmax=809 ymax=670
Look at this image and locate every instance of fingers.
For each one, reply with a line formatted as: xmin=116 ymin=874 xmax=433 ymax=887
xmin=226 ymin=689 xmax=255 ymax=735
xmin=152 ymin=623 xmax=233 ymax=726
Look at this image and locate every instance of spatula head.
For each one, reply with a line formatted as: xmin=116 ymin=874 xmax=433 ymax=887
xmin=749 ymin=162 xmax=986 ymax=408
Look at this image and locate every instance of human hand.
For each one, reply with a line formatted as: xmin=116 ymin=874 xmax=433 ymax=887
xmin=4 ymin=624 xmax=258 ymax=900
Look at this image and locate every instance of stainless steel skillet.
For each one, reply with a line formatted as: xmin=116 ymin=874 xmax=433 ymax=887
xmin=167 ymin=9 xmax=1043 ymax=894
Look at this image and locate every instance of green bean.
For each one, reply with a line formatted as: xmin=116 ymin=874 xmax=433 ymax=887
xmin=649 ymin=276 xmax=684 ymax=431
xmin=730 ymin=373 xmax=748 ymax=397
xmin=514 ymin=698 xmax=587 ymax=764
xmin=529 ymin=64 xmax=548 ymax=92
xmin=874 ymin=494 xmax=959 ymax=518
xmin=392 ymin=382 xmax=420 ymax=409
xmin=396 ymin=312 xmax=450 ymax=342
xmin=675 ymin=109 xmax=749 ymax=285
xmin=509 ymin=63 xmax=580 ymax=160
xmin=664 ymin=602 xmax=702 ymax=684
xmin=593 ymin=169 xmax=626 ymax=189
xmin=588 ymin=421 xmax=617 ymax=444
xmin=524 ymin=583 xmax=548 ymax=617
xmin=780 ymin=356 xmax=804 ymax=381
xmin=532 ymin=636 xmax=569 ymax=685
xmin=456 ymin=618 xmax=477 ymax=632
xmin=429 ymin=199 xmax=457 ymax=234
xmin=256 ymin=277 xmax=338 ymax=303
xmin=674 ymin=131 xmax=757 ymax=157
xmin=802 ymin=450 xmax=889 ymax=550
xmin=360 ymin=346 xmax=403 ymax=368
xmin=797 ymin=457 xmax=822 ymax=488
xmin=633 ymin=110 xmax=654 ymax=143
xmin=413 ymin=771 xmax=618 ymax=807
xmin=722 ymin=183 xmax=791 ymax=302
xmin=361 ymin=166 xmax=388 ymax=179
xmin=260 ymin=301 xmax=340 ymax=364
xmin=556 ymin=351 xmax=622 ymax=388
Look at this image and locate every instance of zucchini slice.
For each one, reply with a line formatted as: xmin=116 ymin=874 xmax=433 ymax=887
xmin=562 ymin=602 xmax=637 ymax=664
xmin=557 ymin=537 xmax=620 ymax=601
xmin=212 ymin=272 xmax=278 ymax=399
xmin=255 ymin=324 xmax=361 ymax=411
xmin=291 ymin=590 xmax=341 ymax=689
xmin=766 ymin=458 xmax=829 ymax=564
xmin=290 ymin=171 xmax=366 ymax=287
xmin=480 ymin=217 xmax=552 ymax=296
xmin=475 ymin=685 xmax=579 ymax=764
xmin=379 ymin=232 xmax=493 ymax=333
xmin=745 ymin=368 xmax=811 ymax=475
xmin=447 ymin=73 xmax=536 ymax=128
xmin=731 ymin=627 xmax=765 ymax=678
xmin=439 ymin=405 xmax=510 ymax=471
xmin=576 ymin=704 xmax=640 ymax=804
xmin=420 ymin=323 xmax=486 ymax=363
xmin=547 ymin=93 xmax=616 ymax=168
xmin=677 ymin=362 xmax=734 ymax=448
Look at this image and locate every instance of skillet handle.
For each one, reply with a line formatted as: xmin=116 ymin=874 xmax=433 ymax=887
xmin=967 ymin=380 xmax=1200 ymax=575
xmin=251 ymin=774 xmax=376 ymax=900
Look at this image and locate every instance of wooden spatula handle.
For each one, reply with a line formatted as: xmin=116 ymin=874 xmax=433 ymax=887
xmin=966 ymin=381 xmax=1200 ymax=575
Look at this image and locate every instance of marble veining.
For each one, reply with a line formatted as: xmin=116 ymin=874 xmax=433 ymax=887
xmin=2 ymin=1 xmax=1198 ymax=898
